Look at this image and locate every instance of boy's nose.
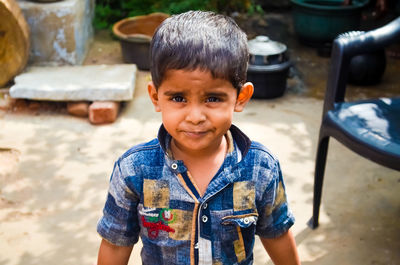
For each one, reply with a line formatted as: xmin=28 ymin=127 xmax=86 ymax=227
xmin=185 ymin=104 xmax=206 ymax=124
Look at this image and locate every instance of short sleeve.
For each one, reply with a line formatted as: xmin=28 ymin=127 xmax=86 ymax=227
xmin=255 ymin=161 xmax=295 ymax=238
xmin=97 ymin=160 xmax=140 ymax=246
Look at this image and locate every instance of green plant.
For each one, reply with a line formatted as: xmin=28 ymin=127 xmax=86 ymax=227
xmin=94 ymin=0 xmax=259 ymax=30
xmin=247 ymin=2 xmax=264 ymax=15
xmin=93 ymin=4 xmax=123 ymax=29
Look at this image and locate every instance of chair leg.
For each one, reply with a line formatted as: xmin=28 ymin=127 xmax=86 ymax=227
xmin=308 ymin=136 xmax=330 ymax=229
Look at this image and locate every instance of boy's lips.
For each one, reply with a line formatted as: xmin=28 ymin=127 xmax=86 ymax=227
xmin=182 ymin=130 xmax=208 ymax=138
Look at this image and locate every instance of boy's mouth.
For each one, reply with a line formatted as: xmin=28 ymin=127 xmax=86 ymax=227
xmin=183 ymin=131 xmax=208 ymax=138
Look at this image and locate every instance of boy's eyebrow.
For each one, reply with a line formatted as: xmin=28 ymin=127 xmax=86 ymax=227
xmin=163 ymin=90 xmax=186 ymax=96
xmin=162 ymin=90 xmax=229 ymax=97
xmin=205 ymin=91 xmax=229 ymax=97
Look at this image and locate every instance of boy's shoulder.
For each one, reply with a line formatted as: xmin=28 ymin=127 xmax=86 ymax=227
xmin=229 ymin=125 xmax=278 ymax=164
xmin=249 ymin=141 xmax=279 ymax=162
xmin=118 ymin=138 xmax=162 ymax=165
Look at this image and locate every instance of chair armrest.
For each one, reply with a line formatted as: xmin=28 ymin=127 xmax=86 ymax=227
xmin=322 ymin=17 xmax=400 ymax=116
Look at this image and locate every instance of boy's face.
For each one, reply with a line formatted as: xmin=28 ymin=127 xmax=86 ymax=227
xmin=148 ymin=69 xmax=253 ymax=155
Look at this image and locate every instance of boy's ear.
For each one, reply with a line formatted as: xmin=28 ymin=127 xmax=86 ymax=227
xmin=234 ymin=82 xmax=253 ymax=112
xmin=148 ymin=81 xmax=161 ymax=112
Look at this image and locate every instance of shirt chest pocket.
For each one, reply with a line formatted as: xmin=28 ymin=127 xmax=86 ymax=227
xmin=219 ymin=213 xmax=258 ymax=240
xmin=217 ymin=213 xmax=258 ymax=264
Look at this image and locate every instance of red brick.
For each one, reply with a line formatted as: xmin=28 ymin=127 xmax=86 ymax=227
xmin=89 ymin=101 xmax=120 ymax=124
xmin=67 ymin=101 xmax=89 ymax=117
xmin=28 ymin=101 xmax=41 ymax=111
xmin=13 ymin=99 xmax=28 ymax=111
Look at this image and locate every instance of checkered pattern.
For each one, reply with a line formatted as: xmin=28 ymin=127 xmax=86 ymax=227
xmin=97 ymin=125 xmax=294 ymax=264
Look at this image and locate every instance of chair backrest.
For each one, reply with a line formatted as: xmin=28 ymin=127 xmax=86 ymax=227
xmin=323 ymin=17 xmax=400 ymax=117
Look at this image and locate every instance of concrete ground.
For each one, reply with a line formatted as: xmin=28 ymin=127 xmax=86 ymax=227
xmin=1 ymin=12 xmax=400 ymax=265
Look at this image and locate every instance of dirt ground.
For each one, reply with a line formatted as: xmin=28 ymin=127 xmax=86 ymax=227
xmin=1 ymin=11 xmax=399 ymax=265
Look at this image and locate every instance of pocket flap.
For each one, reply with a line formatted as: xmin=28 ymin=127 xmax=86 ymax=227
xmin=221 ymin=213 xmax=258 ymax=228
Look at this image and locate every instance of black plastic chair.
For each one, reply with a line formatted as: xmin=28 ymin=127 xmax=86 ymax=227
xmin=309 ymin=17 xmax=400 ymax=229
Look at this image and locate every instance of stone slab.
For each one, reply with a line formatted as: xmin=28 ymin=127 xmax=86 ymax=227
xmin=17 ymin=0 xmax=94 ymax=65
xmin=10 ymin=64 xmax=137 ymax=101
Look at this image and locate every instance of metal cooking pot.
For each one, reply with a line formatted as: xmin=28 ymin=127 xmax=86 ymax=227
xmin=247 ymin=35 xmax=291 ymax=99
xmin=248 ymin=35 xmax=288 ymax=65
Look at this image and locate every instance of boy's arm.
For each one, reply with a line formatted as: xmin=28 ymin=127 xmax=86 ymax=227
xmin=97 ymin=239 xmax=133 ymax=265
xmin=260 ymin=230 xmax=300 ymax=265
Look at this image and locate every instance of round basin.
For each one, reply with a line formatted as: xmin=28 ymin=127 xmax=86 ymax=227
xmin=291 ymin=0 xmax=369 ymax=45
xmin=113 ymin=12 xmax=169 ymax=70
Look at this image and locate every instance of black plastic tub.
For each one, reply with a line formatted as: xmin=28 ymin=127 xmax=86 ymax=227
xmin=118 ymin=39 xmax=151 ymax=70
xmin=290 ymin=0 xmax=368 ymax=46
xmin=113 ymin=13 xmax=169 ymax=70
xmin=247 ymin=60 xmax=292 ymax=99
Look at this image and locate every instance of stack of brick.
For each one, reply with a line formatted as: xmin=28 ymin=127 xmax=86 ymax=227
xmin=10 ymin=64 xmax=137 ymax=125
xmin=7 ymin=2 xmax=136 ymax=125
xmin=67 ymin=101 xmax=120 ymax=124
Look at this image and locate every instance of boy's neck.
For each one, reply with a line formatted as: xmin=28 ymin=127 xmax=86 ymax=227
xmin=171 ymin=135 xmax=228 ymax=196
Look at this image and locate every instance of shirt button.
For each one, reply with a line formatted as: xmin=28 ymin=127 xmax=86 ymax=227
xmin=171 ymin=163 xmax=178 ymax=170
xmin=194 ymin=243 xmax=199 ymax=249
xmin=203 ymin=203 xmax=208 ymax=209
xmin=243 ymin=217 xmax=250 ymax=224
xmin=202 ymin=215 xmax=208 ymax=223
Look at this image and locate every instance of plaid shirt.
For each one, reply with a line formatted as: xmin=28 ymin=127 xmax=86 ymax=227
xmin=97 ymin=125 xmax=294 ymax=265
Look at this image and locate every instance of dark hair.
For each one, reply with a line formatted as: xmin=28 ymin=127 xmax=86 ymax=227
xmin=150 ymin=10 xmax=248 ymax=93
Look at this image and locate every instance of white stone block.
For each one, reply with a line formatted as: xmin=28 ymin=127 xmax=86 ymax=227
xmin=17 ymin=0 xmax=94 ymax=65
xmin=10 ymin=64 xmax=137 ymax=101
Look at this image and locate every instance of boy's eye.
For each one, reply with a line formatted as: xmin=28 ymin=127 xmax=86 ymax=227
xmin=206 ymin=97 xmax=221 ymax=103
xmin=171 ymin=95 xmax=186 ymax=102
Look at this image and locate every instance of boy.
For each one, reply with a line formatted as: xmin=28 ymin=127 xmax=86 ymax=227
xmin=97 ymin=10 xmax=300 ymax=265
